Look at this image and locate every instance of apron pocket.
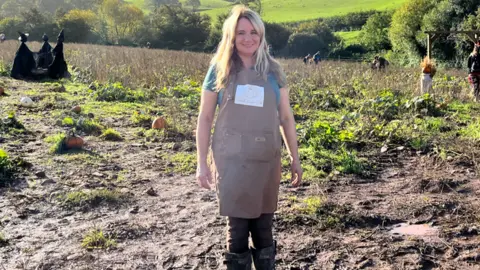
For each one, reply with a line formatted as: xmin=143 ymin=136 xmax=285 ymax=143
xmin=212 ymin=127 xmax=242 ymax=159
xmin=241 ymin=131 xmax=276 ymax=162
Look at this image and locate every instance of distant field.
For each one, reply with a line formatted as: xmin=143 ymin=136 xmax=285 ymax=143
xmin=126 ymin=0 xmax=230 ymax=12
xmin=128 ymin=0 xmax=408 ymax=22
xmin=126 ymin=0 xmax=145 ymax=9
xmin=336 ymin=31 xmax=362 ymax=45
xmin=205 ymin=0 xmax=407 ymax=22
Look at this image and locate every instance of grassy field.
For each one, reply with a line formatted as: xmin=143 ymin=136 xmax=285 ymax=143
xmin=1 ymin=41 xmax=480 ymax=268
xmin=125 ymin=0 xmax=145 ymax=9
xmin=126 ymin=0 xmax=230 ymax=12
xmin=127 ymin=0 xmax=407 ymax=22
xmin=336 ymin=30 xmax=362 ymax=45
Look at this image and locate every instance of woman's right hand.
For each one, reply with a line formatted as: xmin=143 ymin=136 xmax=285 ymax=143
xmin=196 ymin=162 xmax=213 ymax=189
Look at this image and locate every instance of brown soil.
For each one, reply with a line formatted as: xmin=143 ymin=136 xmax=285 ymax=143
xmin=1 ymin=78 xmax=480 ymax=269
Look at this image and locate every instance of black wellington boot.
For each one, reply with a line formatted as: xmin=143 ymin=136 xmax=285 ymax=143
xmin=224 ymin=249 xmax=252 ymax=270
xmin=251 ymin=240 xmax=276 ymax=270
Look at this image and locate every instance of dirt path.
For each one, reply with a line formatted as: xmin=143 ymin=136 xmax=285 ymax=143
xmin=1 ymin=78 xmax=480 ymax=270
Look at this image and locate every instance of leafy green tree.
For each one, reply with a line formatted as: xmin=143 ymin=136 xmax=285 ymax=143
xmin=390 ymin=0 xmax=480 ymax=65
xmin=57 ymin=9 xmax=98 ymax=43
xmin=97 ymin=0 xmax=144 ymax=43
xmin=359 ymin=11 xmax=393 ymax=51
xmin=205 ymin=11 xmax=229 ymax=51
xmin=388 ymin=0 xmax=435 ymax=64
xmin=264 ymin=22 xmax=290 ymax=51
xmin=1 ymin=0 xmax=25 ymax=18
xmin=186 ymin=0 xmax=200 ymax=11
xmin=0 ymin=17 xmax=24 ymax=40
xmin=149 ymin=5 xmax=210 ymax=50
xmin=294 ymin=20 xmax=339 ymax=55
xmin=421 ymin=0 xmax=480 ymax=62
xmin=18 ymin=7 xmax=57 ymax=41
xmin=287 ymin=33 xmax=323 ymax=57
xmin=147 ymin=0 xmax=180 ymax=10
xmin=237 ymin=0 xmax=262 ymax=15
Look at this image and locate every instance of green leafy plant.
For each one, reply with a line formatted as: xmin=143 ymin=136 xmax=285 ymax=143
xmin=62 ymin=117 xmax=75 ymax=126
xmin=130 ymin=111 xmax=152 ymax=127
xmin=0 ymin=112 xmax=25 ymax=133
xmin=81 ymin=228 xmax=116 ymax=250
xmin=100 ymin=128 xmax=123 ymax=141
xmin=0 ymin=149 xmax=16 ymax=187
xmin=45 ymin=133 xmax=67 ymax=154
xmin=75 ymin=118 xmax=104 ymax=135
xmin=0 ymin=232 xmax=8 ymax=247
xmin=94 ymin=82 xmax=145 ymax=102
xmin=60 ymin=189 xmax=124 ymax=208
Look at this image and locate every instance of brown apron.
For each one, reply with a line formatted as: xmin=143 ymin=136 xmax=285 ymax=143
xmin=211 ymin=68 xmax=282 ymax=219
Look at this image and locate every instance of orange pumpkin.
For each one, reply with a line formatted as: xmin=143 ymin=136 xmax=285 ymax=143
xmin=72 ymin=105 xmax=81 ymax=113
xmin=0 ymin=87 xmax=4 ymax=96
xmin=152 ymin=117 xmax=167 ymax=129
xmin=65 ymin=135 xmax=84 ymax=149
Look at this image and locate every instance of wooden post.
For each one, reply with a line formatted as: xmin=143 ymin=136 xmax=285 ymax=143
xmin=427 ymin=34 xmax=432 ymax=59
xmin=426 ymin=33 xmax=439 ymax=59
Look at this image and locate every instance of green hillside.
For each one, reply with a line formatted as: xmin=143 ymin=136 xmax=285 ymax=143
xmin=128 ymin=0 xmax=407 ymax=23
xmin=126 ymin=0 xmax=230 ymax=12
xmin=336 ymin=31 xmax=362 ymax=45
xmin=126 ymin=0 xmax=146 ymax=9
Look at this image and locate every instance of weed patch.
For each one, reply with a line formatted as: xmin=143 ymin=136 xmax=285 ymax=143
xmin=158 ymin=152 xmax=196 ymax=176
xmin=93 ymin=82 xmax=146 ymax=103
xmin=100 ymin=128 xmax=123 ymax=141
xmin=0 ymin=149 xmax=18 ymax=187
xmin=130 ymin=111 xmax=152 ymax=127
xmin=81 ymin=228 xmax=116 ymax=250
xmin=0 ymin=112 xmax=26 ymax=134
xmin=45 ymin=133 xmax=67 ymax=154
xmin=59 ymin=189 xmax=125 ymax=209
xmin=75 ymin=118 xmax=104 ymax=135
xmin=0 ymin=232 xmax=8 ymax=247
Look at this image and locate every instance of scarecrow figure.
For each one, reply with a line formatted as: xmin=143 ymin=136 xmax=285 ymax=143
xmin=10 ymin=32 xmax=36 ymax=79
xmin=303 ymin=54 xmax=311 ymax=65
xmin=371 ymin=55 xmax=389 ymax=70
xmin=313 ymin=51 xmax=321 ymax=65
xmin=420 ymin=56 xmax=436 ymax=94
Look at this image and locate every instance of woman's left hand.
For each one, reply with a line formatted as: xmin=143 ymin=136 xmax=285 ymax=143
xmin=290 ymin=159 xmax=302 ymax=187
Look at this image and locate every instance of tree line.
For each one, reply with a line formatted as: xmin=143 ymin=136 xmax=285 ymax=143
xmin=1 ymin=0 xmax=478 ymax=65
xmin=0 ymin=0 xmax=389 ymax=59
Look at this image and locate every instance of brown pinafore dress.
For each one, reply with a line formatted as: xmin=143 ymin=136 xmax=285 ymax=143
xmin=211 ymin=68 xmax=282 ymax=219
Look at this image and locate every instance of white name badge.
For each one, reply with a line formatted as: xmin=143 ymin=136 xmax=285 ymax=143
xmin=234 ymin=84 xmax=264 ymax=107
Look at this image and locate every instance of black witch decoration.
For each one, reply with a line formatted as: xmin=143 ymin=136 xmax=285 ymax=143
xmin=37 ymin=33 xmax=53 ymax=69
xmin=48 ymin=29 xmax=69 ymax=79
xmin=10 ymin=31 xmax=36 ymax=79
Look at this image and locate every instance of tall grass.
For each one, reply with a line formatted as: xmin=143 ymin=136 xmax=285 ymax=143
xmin=0 ymin=40 xmax=470 ymax=101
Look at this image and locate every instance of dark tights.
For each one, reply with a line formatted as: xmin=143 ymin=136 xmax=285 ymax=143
xmin=226 ymin=214 xmax=274 ymax=253
xmin=472 ymin=74 xmax=480 ymax=100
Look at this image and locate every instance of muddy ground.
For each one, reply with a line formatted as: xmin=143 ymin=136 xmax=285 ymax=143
xmin=1 ymin=78 xmax=480 ymax=270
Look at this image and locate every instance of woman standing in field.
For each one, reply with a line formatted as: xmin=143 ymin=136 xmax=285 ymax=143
xmin=468 ymin=43 xmax=480 ymax=102
xmin=195 ymin=5 xmax=302 ymax=270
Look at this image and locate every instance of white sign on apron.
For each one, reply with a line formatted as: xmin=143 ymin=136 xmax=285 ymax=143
xmin=234 ymin=84 xmax=265 ymax=107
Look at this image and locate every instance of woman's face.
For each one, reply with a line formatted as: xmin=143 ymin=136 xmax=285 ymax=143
xmin=235 ymin=17 xmax=260 ymax=57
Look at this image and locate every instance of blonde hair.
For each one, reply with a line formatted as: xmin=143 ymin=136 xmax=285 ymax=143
xmin=211 ymin=5 xmax=286 ymax=91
